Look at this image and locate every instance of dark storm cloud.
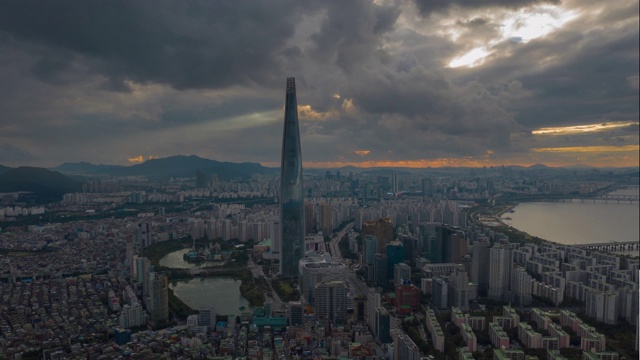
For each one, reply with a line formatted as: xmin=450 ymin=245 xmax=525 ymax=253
xmin=466 ymin=12 xmax=639 ymax=129
xmin=414 ymin=0 xmax=560 ymax=14
xmin=0 ymin=0 xmax=637 ymax=167
xmin=342 ymin=66 xmax=525 ymax=150
xmin=0 ymin=0 xmax=307 ymax=90
xmin=307 ymin=0 xmax=400 ymax=73
xmin=0 ymin=144 xmax=38 ymax=163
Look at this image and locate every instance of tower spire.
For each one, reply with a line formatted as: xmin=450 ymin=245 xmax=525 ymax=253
xmin=279 ymin=77 xmax=305 ymax=278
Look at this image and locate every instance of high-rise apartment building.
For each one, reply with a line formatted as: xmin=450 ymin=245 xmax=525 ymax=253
xmin=489 ymin=244 xmax=512 ymax=302
xmin=304 ymin=202 xmax=315 ymax=235
xmin=269 ymin=218 xmax=281 ymax=258
xmin=449 ymin=264 xmax=470 ymax=311
xmin=511 ymin=267 xmax=532 ymax=307
xmin=279 ymin=77 xmax=305 ymax=277
xmin=471 ymin=239 xmax=491 ymax=296
xmin=450 ymin=230 xmax=467 ymax=264
xmin=318 ymin=202 xmax=333 ymax=235
xmin=149 ymin=272 xmax=169 ymax=322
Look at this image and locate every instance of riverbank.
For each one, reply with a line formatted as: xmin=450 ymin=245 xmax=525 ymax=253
xmin=478 ymin=201 xmax=639 ymax=259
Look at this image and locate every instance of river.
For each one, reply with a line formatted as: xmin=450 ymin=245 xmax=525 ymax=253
xmin=502 ymin=187 xmax=639 ymax=256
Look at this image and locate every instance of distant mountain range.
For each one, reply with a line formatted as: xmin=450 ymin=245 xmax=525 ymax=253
xmin=0 ymin=167 xmax=82 ymax=201
xmin=51 ymin=155 xmax=278 ymax=180
xmin=0 ymin=155 xmax=637 ymax=202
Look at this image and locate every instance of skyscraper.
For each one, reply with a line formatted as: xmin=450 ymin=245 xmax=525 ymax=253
xmin=280 ymin=77 xmax=305 ymax=277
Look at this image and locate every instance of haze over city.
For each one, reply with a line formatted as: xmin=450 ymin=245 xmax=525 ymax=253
xmin=0 ymin=0 xmax=638 ymax=169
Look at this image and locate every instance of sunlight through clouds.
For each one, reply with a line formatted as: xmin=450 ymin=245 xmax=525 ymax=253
xmin=447 ymin=4 xmax=579 ymax=68
xmin=531 ymin=145 xmax=640 ymax=153
xmin=448 ymin=47 xmax=492 ymax=68
xmin=532 ymin=121 xmax=639 ymax=135
xmin=500 ymin=5 xmax=578 ymax=43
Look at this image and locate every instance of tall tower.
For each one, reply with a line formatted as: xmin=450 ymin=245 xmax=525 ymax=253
xmin=280 ymin=77 xmax=305 ymax=277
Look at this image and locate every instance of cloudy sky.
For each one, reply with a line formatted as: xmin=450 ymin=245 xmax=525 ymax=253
xmin=0 ymin=0 xmax=638 ymax=168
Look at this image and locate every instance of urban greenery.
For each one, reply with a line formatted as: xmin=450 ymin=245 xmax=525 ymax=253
xmin=167 ymin=288 xmax=197 ymax=320
xmin=271 ymin=278 xmax=301 ymax=302
xmin=238 ymin=269 xmax=267 ymax=307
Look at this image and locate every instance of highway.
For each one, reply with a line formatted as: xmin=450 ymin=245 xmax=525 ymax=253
xmin=328 ymin=221 xmax=354 ymax=263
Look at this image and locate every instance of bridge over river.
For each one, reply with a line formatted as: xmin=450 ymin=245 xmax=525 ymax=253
xmin=571 ymin=241 xmax=639 ymax=251
xmin=558 ymin=194 xmax=639 ymax=203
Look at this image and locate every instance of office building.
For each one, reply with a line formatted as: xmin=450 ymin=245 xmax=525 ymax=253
xmin=375 ymin=307 xmax=392 ymax=343
xmin=392 ymin=330 xmax=421 ymax=360
xmin=279 ymin=77 xmax=305 ymax=277
xmin=386 ymin=241 xmax=405 ymax=280
xmin=367 ymin=288 xmax=382 ymax=331
xmin=362 ymin=218 xmax=393 ymax=253
xmin=374 ymin=253 xmax=388 ymax=288
xmin=450 ymin=230 xmax=467 ymax=264
xmin=394 ymin=263 xmax=412 ymax=287
xmin=299 ymin=253 xmax=347 ymax=304
xmin=315 ymin=280 xmax=348 ymax=324
xmin=198 ymin=307 xmax=217 ymax=330
xmin=364 ymin=235 xmax=378 ymax=282
xmin=395 ymin=283 xmax=420 ymax=314
xmin=419 ymin=223 xmax=461 ymax=263
xmin=432 ymin=276 xmax=449 ymax=310
xmin=289 ymin=301 xmax=303 ymax=326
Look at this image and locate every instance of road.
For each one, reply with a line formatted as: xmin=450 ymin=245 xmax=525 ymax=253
xmin=328 ymin=221 xmax=354 ymax=263
xmin=247 ymin=254 xmax=284 ymax=312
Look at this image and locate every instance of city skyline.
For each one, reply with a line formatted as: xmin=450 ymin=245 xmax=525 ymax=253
xmin=0 ymin=0 xmax=638 ymax=169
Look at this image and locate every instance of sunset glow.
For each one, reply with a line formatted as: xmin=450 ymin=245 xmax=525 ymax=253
xmin=128 ymin=155 xmax=158 ymax=163
xmin=532 ymin=121 xmax=638 ymax=135
xmin=531 ymin=145 xmax=640 ymax=153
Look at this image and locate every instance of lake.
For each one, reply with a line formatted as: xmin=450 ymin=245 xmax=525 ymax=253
xmin=159 ymin=248 xmax=222 ymax=269
xmin=160 ymin=249 xmax=251 ymax=315
xmin=170 ymin=277 xmax=251 ymax=316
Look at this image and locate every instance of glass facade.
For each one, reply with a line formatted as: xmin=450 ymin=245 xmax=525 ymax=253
xmin=279 ymin=77 xmax=305 ymax=277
